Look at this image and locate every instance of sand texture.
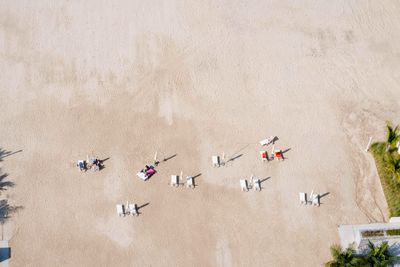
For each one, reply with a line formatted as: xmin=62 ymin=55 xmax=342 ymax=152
xmin=1 ymin=1 xmax=400 ymax=266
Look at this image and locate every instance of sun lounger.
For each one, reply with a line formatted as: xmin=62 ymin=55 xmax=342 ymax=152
xmin=137 ymin=171 xmax=147 ymax=181
xmin=259 ymin=136 xmax=275 ymax=146
xmin=260 ymin=151 xmax=268 ymax=162
xmin=90 ymin=158 xmax=101 ymax=171
xmin=137 ymin=165 xmax=156 ymax=181
xmin=212 ymin=156 xmax=220 ymax=167
xmin=92 ymin=164 xmax=99 ymax=171
xmin=77 ymin=160 xmax=86 ymax=171
xmin=240 ymin=179 xmax=249 ymax=192
xmin=253 ymin=179 xmax=261 ymax=191
xmin=186 ymin=176 xmax=194 ymax=188
xmin=128 ymin=204 xmax=138 ymax=216
xmin=171 ymin=175 xmax=179 ymax=187
xmin=299 ymin=192 xmax=307 ymax=205
xmin=274 ymin=150 xmax=284 ymax=161
xmin=311 ymin=194 xmax=320 ymax=206
xmin=116 ymin=204 xmax=125 ymax=217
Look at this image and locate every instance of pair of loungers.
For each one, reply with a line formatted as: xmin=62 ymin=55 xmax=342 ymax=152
xmin=240 ymin=179 xmax=261 ymax=192
xmin=170 ymin=175 xmax=195 ymax=188
xmin=259 ymin=150 xmax=283 ymax=161
xmin=116 ymin=203 xmax=139 ymax=217
xmin=259 ymin=136 xmax=285 ymax=161
xmin=299 ymin=192 xmax=320 ymax=206
xmin=77 ymin=158 xmax=102 ymax=172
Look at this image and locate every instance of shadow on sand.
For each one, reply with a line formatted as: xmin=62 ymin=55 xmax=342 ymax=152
xmin=0 ymin=149 xmax=22 ymax=162
xmin=226 ymin=154 xmax=243 ymax=163
xmin=0 ymin=246 xmax=10 ymax=262
xmin=163 ymin=154 xmax=177 ymax=162
xmin=136 ymin=203 xmax=150 ymax=215
xmin=0 ymin=200 xmax=22 ymax=224
xmin=0 ymin=148 xmax=23 ymax=224
xmin=258 ymin=177 xmax=271 ymax=190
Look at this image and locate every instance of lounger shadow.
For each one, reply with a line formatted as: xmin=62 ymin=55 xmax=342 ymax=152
xmin=137 ymin=203 xmax=150 ymax=215
xmin=163 ymin=154 xmax=177 ymax=162
xmin=226 ymin=154 xmax=243 ymax=163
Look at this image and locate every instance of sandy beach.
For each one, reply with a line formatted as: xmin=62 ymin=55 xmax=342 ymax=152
xmin=1 ymin=1 xmax=400 ymax=266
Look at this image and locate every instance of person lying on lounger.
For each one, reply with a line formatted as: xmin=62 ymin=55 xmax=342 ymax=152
xmin=138 ymin=165 xmax=155 ymax=178
xmin=91 ymin=158 xmax=102 ymax=171
xmin=77 ymin=160 xmax=87 ymax=172
xmin=144 ymin=165 xmax=156 ymax=176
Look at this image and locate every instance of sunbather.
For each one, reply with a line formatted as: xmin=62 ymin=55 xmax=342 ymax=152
xmin=146 ymin=168 xmax=155 ymax=176
xmin=138 ymin=164 xmax=156 ymax=180
xmin=77 ymin=160 xmax=87 ymax=172
xmin=91 ymin=158 xmax=102 ymax=171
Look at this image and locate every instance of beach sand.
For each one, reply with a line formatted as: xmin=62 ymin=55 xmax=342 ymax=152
xmin=0 ymin=1 xmax=400 ymax=266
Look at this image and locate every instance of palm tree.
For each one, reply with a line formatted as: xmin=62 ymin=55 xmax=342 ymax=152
xmin=0 ymin=173 xmax=14 ymax=191
xmin=386 ymin=156 xmax=400 ymax=182
xmin=362 ymin=240 xmax=399 ymax=267
xmin=386 ymin=122 xmax=399 ymax=152
xmin=326 ymin=244 xmax=362 ymax=267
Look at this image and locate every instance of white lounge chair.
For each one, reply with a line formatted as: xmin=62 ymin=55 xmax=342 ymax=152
xmin=299 ymin=192 xmax=307 ymax=205
xmin=128 ymin=204 xmax=138 ymax=216
xmin=253 ymin=179 xmax=261 ymax=191
xmin=212 ymin=156 xmax=220 ymax=167
xmin=311 ymin=194 xmax=320 ymax=206
xmin=259 ymin=136 xmax=275 ymax=146
xmin=171 ymin=175 xmax=179 ymax=187
xmin=116 ymin=204 xmax=125 ymax=217
xmin=240 ymin=179 xmax=249 ymax=192
xmin=186 ymin=176 xmax=194 ymax=188
xmin=137 ymin=171 xmax=147 ymax=181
